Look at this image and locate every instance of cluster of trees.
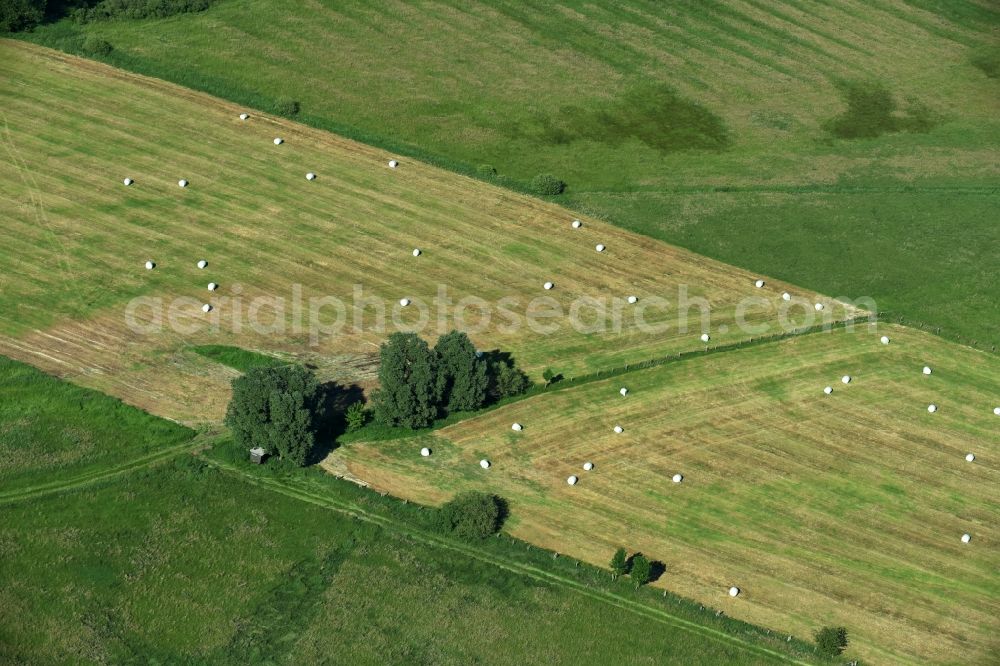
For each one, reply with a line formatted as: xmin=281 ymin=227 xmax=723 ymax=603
xmin=1 ymin=0 xmax=216 ymax=33
xmin=372 ymin=331 xmax=530 ymax=429
xmin=435 ymin=491 xmax=507 ymax=540
xmin=609 ymin=547 xmax=661 ymax=588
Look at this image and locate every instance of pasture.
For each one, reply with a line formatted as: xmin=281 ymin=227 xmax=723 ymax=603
xmin=25 ymin=0 xmax=1000 ymax=348
xmin=334 ymin=323 xmax=1000 ymax=664
xmin=0 ymin=41 xmax=854 ymax=424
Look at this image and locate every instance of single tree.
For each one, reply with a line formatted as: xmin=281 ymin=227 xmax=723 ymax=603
xmin=434 ymin=330 xmax=488 ymax=414
xmin=610 ymin=547 xmax=629 ymax=578
xmin=495 ymin=362 xmax=531 ymax=399
xmin=814 ymin=627 xmax=849 ymax=657
xmin=542 ymin=368 xmax=556 ymax=386
xmin=345 ymin=401 xmax=366 ymax=431
xmin=225 ymin=365 xmax=325 ymax=466
xmin=630 ymin=554 xmax=652 ymax=587
xmin=373 ymin=332 xmax=440 ymax=428
xmin=436 ymin=491 xmax=506 ymax=540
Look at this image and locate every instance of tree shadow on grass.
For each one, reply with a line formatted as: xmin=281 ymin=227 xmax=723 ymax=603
xmin=308 ymin=381 xmax=364 ymax=464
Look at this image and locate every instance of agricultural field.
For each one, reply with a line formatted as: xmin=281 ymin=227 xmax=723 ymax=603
xmin=0 ymin=41 xmax=855 ymax=424
xmin=24 ymin=0 xmax=1000 ymax=348
xmin=333 ymin=323 xmax=1000 ymax=664
xmin=0 ymin=358 xmax=811 ymax=666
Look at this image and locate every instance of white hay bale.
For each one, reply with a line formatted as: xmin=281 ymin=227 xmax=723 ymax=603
xmin=144 ymin=260 xmax=155 ymax=270
xmin=412 ymin=248 xmax=421 ymax=257
xmin=927 ymin=404 xmax=938 ymax=413
xmin=841 ymin=375 xmax=852 ymax=385
xmin=583 ymin=462 xmax=594 ymax=471
xmin=197 ymin=260 xmax=208 ymax=269
xmin=961 ymin=533 xmax=971 ymax=544
xmin=388 ymin=159 xmax=398 ymax=168
xmin=202 ymin=304 xmax=212 ymax=313
xmin=782 ymin=292 xmax=791 ymax=301
xmin=567 ymin=475 xmax=578 ymax=485
xmin=880 ymin=336 xmax=890 ymax=345
xmin=700 ymin=333 xmax=710 ymax=343
xmin=178 ymin=179 xmax=188 ymax=188
xmin=754 ymin=279 xmax=765 ymax=288
xmin=239 ymin=113 xmax=249 ymax=120
xmin=993 ymin=407 xmax=1000 ymax=416
xmin=399 ymin=298 xmax=410 ymax=307
xmin=824 ymin=386 xmax=833 ymax=395
xmin=480 ymin=459 xmax=491 ymax=469
xmin=511 ymin=423 xmax=523 ymax=431
xmin=627 ymin=295 xmax=638 ymax=304
xmin=728 ymin=586 xmax=740 ymax=598
xmin=613 ymin=425 xmax=624 ymax=434
xmin=923 ymin=366 xmax=933 ymax=375
xmin=571 ymin=219 xmax=582 ymax=229
xmin=273 ymin=138 xmax=283 ymax=145
xmin=814 ymin=303 xmax=824 ymax=311
xmin=543 ymin=282 xmax=554 ymax=290
xmin=619 ymin=387 xmax=628 ymax=396
xmin=965 ymin=453 xmax=975 ymax=462
xmin=306 ymin=172 xmax=316 ymax=181
xmin=595 ymin=244 xmax=606 ymax=252
xmin=123 ymin=177 xmax=133 ymax=186
xmin=208 ymin=282 xmax=218 ymax=291
xmin=420 ymin=447 xmax=431 ymax=457
xmin=672 ymin=473 xmax=683 ymax=483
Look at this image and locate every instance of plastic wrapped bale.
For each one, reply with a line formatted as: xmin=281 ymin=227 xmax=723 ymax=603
xmin=595 ymin=244 xmax=606 ymax=252
xmin=994 ymin=407 xmax=1000 ymax=416
xmin=273 ymin=138 xmax=283 ymax=145
xmin=208 ymin=283 xmax=218 ymax=291
xmin=144 ymin=260 xmax=155 ymax=270
xmin=420 ymin=447 xmax=431 ymax=457
xmin=961 ymin=533 xmax=971 ymax=543
xmin=306 ymin=172 xmax=316 ymax=181
xmin=197 ymin=260 xmax=208 ymax=269
xmin=927 ymin=404 xmax=938 ymax=413
xmin=239 ymin=113 xmax=249 ymax=120
xmin=627 ymin=295 xmax=638 ymax=304
xmin=966 ymin=453 xmax=975 ymax=462
xmin=619 ymin=387 xmax=628 ymax=396
xmin=178 ymin=179 xmax=188 ymax=188
xmin=388 ymin=159 xmax=398 ymax=168
xmin=842 ymin=376 xmax=852 ymax=385
xmin=672 ymin=473 xmax=683 ymax=483
xmin=123 ymin=178 xmax=133 ymax=186
xmin=729 ymin=587 xmax=740 ymax=598
xmin=567 ymin=475 xmax=578 ymax=486
xmin=412 ymin=248 xmax=421 ymax=257
xmin=700 ymin=333 xmax=710 ymax=343
xmin=881 ymin=336 xmax=890 ymax=345
xmin=571 ymin=220 xmax=582 ymax=229
xmin=824 ymin=386 xmax=833 ymax=395
xmin=613 ymin=425 xmax=624 ymax=434
xmin=754 ymin=279 xmax=765 ymax=288
xmin=814 ymin=303 xmax=824 ymax=311
xmin=543 ymin=282 xmax=554 ymax=290
xmin=511 ymin=423 xmax=523 ymax=432
xmin=782 ymin=292 xmax=791 ymax=301
xmin=583 ymin=462 xmax=594 ymax=471
xmin=399 ymin=298 xmax=410 ymax=307
xmin=923 ymin=366 xmax=933 ymax=375
xmin=202 ymin=304 xmax=213 ymax=313
xmin=479 ymin=459 xmax=491 ymax=469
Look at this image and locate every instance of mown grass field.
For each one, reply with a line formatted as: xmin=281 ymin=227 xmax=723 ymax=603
xmin=0 ymin=359 xmax=814 ymax=666
xmin=335 ymin=324 xmax=1000 ymax=664
xmin=0 ymin=41 xmax=855 ymax=424
xmin=24 ymin=0 xmax=1000 ymax=348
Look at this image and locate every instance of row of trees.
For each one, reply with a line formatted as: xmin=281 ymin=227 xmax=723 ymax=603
xmin=373 ymin=330 xmax=530 ymax=429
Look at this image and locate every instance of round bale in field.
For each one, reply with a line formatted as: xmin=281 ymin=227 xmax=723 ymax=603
xmin=613 ymin=425 xmax=624 ymax=434
xmin=923 ymin=366 xmax=933 ymax=375
xmin=966 ymin=453 xmax=975 ymax=462
xmin=927 ymin=404 xmax=938 ymax=413
xmin=399 ymin=298 xmax=410 ymax=307
xmin=595 ymin=244 xmax=606 ymax=252
xmin=388 ymin=159 xmax=398 ymax=168
xmin=306 ymin=172 xmax=316 ymax=181
xmin=755 ymin=279 xmax=765 ymax=288
xmin=543 ymin=282 xmax=554 ymax=290
xmin=178 ymin=179 xmax=188 ymax=188
xmin=961 ymin=533 xmax=971 ymax=543
xmin=202 ymin=304 xmax=212 ymax=313
xmin=782 ymin=292 xmax=791 ymax=301
xmin=627 ymin=295 xmax=638 ymax=304
xmin=420 ymin=447 xmax=431 ymax=457
xmin=208 ymin=283 xmax=218 ymax=291
xmin=620 ymin=387 xmax=628 ymax=396
xmin=729 ymin=586 xmax=740 ymax=598
xmin=881 ymin=336 xmax=890 ymax=345
xmin=144 ymin=261 xmax=155 ymax=270
xmin=672 ymin=473 xmax=683 ymax=483
xmin=993 ymin=407 xmax=1000 ymax=416
xmin=412 ymin=248 xmax=421 ymax=257
xmin=273 ymin=138 xmax=283 ymax=145
xmin=842 ymin=375 xmax=852 ymax=385
xmin=197 ymin=260 xmax=208 ymax=269
xmin=239 ymin=113 xmax=249 ymax=120
xmin=123 ymin=178 xmax=133 ymax=186
xmin=572 ymin=219 xmax=582 ymax=229
xmin=824 ymin=386 xmax=833 ymax=395
xmin=480 ymin=459 xmax=491 ymax=469
xmin=511 ymin=423 xmax=523 ymax=431
xmin=814 ymin=303 xmax=824 ymax=311
xmin=700 ymin=333 xmax=710 ymax=343
xmin=583 ymin=462 xmax=594 ymax=471
xmin=567 ymin=475 xmax=578 ymax=486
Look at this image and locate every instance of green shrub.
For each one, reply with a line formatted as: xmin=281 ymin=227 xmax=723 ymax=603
xmin=0 ymin=0 xmax=45 ymax=33
xmin=814 ymin=626 xmax=848 ymax=657
xmin=610 ymin=547 xmax=628 ymax=577
xmin=273 ymin=97 xmax=301 ymax=117
xmin=476 ymin=164 xmax=497 ymax=179
xmin=82 ymin=36 xmax=114 ymax=56
xmin=630 ymin=554 xmax=652 ymax=587
xmin=494 ymin=362 xmax=530 ymax=399
xmin=345 ymin=401 xmax=367 ymax=432
xmin=73 ymin=0 xmax=216 ymax=23
xmin=436 ymin=491 xmax=506 ymax=540
xmin=530 ymin=173 xmax=566 ymax=195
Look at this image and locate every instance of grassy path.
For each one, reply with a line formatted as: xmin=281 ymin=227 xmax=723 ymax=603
xmin=203 ymin=456 xmax=818 ymax=666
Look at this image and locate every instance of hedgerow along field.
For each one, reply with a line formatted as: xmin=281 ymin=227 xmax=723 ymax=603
xmin=23 ymin=0 xmax=1000 ymax=349
xmin=0 ymin=360 xmax=814 ymax=666
xmin=0 ymin=41 xmax=857 ymax=424
xmin=334 ymin=323 xmax=1000 ymax=665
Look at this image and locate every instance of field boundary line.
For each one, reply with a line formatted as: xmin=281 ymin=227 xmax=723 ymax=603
xmin=205 ymin=457 xmax=818 ymax=666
